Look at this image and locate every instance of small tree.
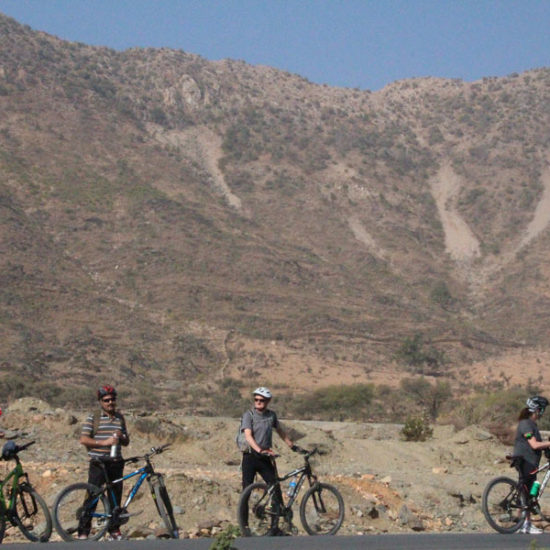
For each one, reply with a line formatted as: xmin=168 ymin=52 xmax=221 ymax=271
xmin=400 ymin=377 xmax=452 ymax=420
xmin=396 ymin=333 xmax=446 ymax=375
xmin=430 ymin=281 xmax=453 ymax=309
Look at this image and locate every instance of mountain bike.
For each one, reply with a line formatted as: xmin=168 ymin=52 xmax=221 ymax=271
xmin=482 ymin=450 xmax=550 ymax=533
xmin=237 ymin=448 xmax=344 ymax=536
xmin=0 ymin=440 xmax=52 ymax=543
xmin=52 ymin=444 xmax=178 ymax=541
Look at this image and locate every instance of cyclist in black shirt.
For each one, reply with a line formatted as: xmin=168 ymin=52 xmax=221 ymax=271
xmin=513 ymin=396 xmax=550 ymax=534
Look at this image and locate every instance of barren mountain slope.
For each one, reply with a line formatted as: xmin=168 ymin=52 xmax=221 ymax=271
xmin=1 ymin=12 xmax=550 ymax=404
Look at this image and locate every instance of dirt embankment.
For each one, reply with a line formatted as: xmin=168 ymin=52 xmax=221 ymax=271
xmin=0 ymin=397 xmax=510 ymax=541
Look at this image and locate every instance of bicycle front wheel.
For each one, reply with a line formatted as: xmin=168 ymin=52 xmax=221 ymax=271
xmin=299 ymin=482 xmax=344 ymax=535
xmin=238 ymin=482 xmax=279 ymax=537
xmin=534 ymin=480 xmax=550 ymax=522
xmin=14 ymin=484 xmax=52 ymax=542
xmin=151 ymin=476 xmax=179 ymax=538
xmin=53 ymin=482 xmax=111 ymax=542
xmin=0 ymin=509 xmax=6 ymax=543
xmin=482 ymin=476 xmax=526 ymax=534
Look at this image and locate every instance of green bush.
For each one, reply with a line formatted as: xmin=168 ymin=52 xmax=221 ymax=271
xmin=401 ymin=415 xmax=433 ymax=441
xmin=292 ymin=384 xmax=375 ymax=420
xmin=209 ymin=524 xmax=240 ymax=550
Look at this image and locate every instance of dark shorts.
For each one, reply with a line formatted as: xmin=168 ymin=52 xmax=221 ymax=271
xmin=518 ymin=459 xmax=538 ymax=493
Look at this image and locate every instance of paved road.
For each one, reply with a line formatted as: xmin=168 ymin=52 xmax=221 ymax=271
xmin=7 ymin=533 xmax=550 ymax=550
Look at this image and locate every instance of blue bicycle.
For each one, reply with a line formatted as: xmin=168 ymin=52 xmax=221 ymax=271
xmin=52 ymin=444 xmax=178 ymax=541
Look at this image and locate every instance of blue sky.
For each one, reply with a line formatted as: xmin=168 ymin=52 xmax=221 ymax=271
xmin=0 ymin=0 xmax=549 ymax=91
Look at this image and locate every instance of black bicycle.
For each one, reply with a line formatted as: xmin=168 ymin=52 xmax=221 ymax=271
xmin=52 ymin=444 xmax=178 ymax=541
xmin=482 ymin=450 xmax=550 ymax=533
xmin=237 ymin=448 xmax=344 ymax=536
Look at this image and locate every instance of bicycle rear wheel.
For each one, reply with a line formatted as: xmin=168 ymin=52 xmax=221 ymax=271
xmin=482 ymin=476 xmax=526 ymax=534
xmin=299 ymin=482 xmax=344 ymax=535
xmin=53 ymin=482 xmax=111 ymax=541
xmin=14 ymin=484 xmax=52 ymax=542
xmin=151 ymin=475 xmax=179 ymax=538
xmin=238 ymin=482 xmax=279 ymax=536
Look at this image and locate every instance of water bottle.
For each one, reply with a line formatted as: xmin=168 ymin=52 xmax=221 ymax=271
xmin=287 ymin=477 xmax=297 ymax=497
xmin=530 ymin=481 xmax=541 ymax=498
xmin=110 ymin=433 xmax=119 ymax=459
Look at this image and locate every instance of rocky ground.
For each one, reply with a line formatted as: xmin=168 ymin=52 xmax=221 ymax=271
xmin=0 ymin=397 xmax=515 ymax=542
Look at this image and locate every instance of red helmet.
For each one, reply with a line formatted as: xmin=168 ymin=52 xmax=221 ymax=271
xmin=97 ymin=385 xmax=117 ymax=401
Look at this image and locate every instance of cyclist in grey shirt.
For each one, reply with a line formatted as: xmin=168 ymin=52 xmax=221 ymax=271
xmin=240 ymin=387 xmax=301 ymax=491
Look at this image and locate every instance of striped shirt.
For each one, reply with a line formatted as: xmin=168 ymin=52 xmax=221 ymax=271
xmin=81 ymin=411 xmax=128 ymax=460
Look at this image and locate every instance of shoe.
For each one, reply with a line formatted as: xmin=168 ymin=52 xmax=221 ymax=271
xmin=519 ymin=522 xmax=543 ymax=534
xmin=107 ymin=529 xmax=124 ymax=541
xmin=77 ymin=534 xmax=88 ymax=540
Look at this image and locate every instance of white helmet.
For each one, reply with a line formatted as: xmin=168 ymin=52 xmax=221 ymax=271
xmin=253 ymin=387 xmax=272 ymax=399
xmin=527 ymin=396 xmax=549 ymax=413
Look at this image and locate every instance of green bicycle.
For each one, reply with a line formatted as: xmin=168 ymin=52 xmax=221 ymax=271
xmin=0 ymin=440 xmax=52 ymax=543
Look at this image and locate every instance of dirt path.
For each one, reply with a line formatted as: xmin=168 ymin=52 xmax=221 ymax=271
xmin=348 ymin=216 xmax=387 ymax=259
xmin=430 ymin=161 xmax=550 ymax=300
xmin=429 ymin=163 xmax=481 ymax=263
xmin=148 ymin=124 xmax=244 ymax=211
xmin=518 ymin=163 xmax=550 ymax=249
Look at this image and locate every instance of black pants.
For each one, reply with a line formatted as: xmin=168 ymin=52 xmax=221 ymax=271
xmin=242 ymin=452 xmax=278 ymax=490
xmin=519 ymin=460 xmax=538 ymax=495
xmin=242 ymin=451 xmax=283 ymax=533
xmin=78 ymin=459 xmax=124 ymax=535
xmin=241 ymin=452 xmax=284 ymax=526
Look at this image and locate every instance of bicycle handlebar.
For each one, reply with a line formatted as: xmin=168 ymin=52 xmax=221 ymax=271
xmin=16 ymin=440 xmax=35 ymax=452
xmin=123 ymin=443 xmax=171 ymax=464
xmin=261 ymin=447 xmax=319 ymax=460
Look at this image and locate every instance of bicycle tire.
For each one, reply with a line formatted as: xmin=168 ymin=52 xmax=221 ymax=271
xmin=482 ymin=476 xmax=526 ymax=534
xmin=14 ymin=484 xmax=52 ymax=542
xmin=53 ymin=482 xmax=111 ymax=541
xmin=238 ymin=482 xmax=279 ymax=537
xmin=0 ymin=511 xmax=6 ymax=543
xmin=152 ymin=479 xmax=179 ymax=538
xmin=299 ymin=482 xmax=344 ymax=535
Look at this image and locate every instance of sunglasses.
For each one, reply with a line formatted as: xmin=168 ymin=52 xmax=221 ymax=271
xmin=102 ymin=397 xmax=116 ymax=403
xmin=254 ymin=398 xmax=267 ymax=403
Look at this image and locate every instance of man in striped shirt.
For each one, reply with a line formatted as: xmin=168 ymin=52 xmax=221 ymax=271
xmin=78 ymin=385 xmax=130 ymax=540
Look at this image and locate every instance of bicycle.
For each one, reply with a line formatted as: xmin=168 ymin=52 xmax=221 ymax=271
xmin=482 ymin=450 xmax=550 ymax=533
xmin=52 ymin=443 xmax=179 ymax=541
xmin=237 ymin=448 xmax=345 ymax=536
xmin=0 ymin=440 xmax=52 ymax=543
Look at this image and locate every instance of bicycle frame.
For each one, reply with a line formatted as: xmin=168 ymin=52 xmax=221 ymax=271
xmin=532 ymin=461 xmax=550 ymax=500
xmin=277 ymin=465 xmax=314 ymax=509
xmin=266 ymin=453 xmax=318 ymax=511
xmin=0 ymin=459 xmax=28 ymax=524
xmin=88 ymin=458 xmax=156 ymax=518
xmin=107 ymin=464 xmax=151 ymax=509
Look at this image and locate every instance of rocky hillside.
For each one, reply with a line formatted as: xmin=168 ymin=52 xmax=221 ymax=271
xmin=1 ymin=12 xmax=550 ymax=406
